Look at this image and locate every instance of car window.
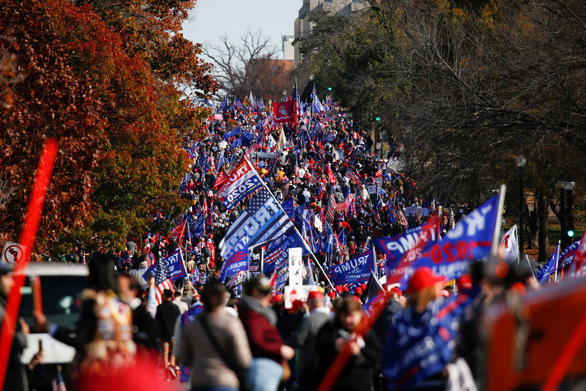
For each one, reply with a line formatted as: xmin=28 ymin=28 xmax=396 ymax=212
xmin=19 ymin=275 xmax=87 ymax=330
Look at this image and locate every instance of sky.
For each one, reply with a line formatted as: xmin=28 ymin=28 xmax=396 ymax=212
xmin=182 ymin=0 xmax=301 ymax=59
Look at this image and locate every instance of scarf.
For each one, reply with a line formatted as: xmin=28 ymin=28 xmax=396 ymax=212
xmin=239 ymin=294 xmax=277 ymax=325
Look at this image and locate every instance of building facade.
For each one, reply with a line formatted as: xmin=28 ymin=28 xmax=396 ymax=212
xmin=292 ymin=0 xmax=367 ymax=66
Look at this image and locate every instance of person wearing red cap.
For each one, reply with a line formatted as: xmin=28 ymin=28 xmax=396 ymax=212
xmin=285 ymin=290 xmax=332 ymax=390
xmin=313 ymin=297 xmax=380 ymax=390
xmin=384 ymin=267 xmax=452 ymax=389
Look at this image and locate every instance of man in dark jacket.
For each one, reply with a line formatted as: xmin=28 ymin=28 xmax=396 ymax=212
xmin=156 ymin=289 xmax=180 ymax=379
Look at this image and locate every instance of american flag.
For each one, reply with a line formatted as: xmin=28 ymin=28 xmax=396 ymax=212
xmin=145 ymin=250 xmax=156 ymax=267
xmin=345 ymin=170 xmax=362 ymax=184
xmin=265 ymin=247 xmax=284 ymax=265
xmin=52 ymin=366 xmax=67 ymax=391
xmin=154 ymin=258 xmax=174 ymax=305
xmin=326 ymin=195 xmax=335 ymax=224
xmin=396 ymin=210 xmax=408 ymax=228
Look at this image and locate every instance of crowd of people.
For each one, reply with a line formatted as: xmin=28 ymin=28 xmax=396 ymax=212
xmin=1 ymin=97 xmax=572 ymax=391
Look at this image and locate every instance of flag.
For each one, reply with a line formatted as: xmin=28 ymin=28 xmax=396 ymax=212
xmin=329 ymin=250 xmax=373 ymax=294
xmin=272 ymin=100 xmax=298 ymax=125
xmin=233 ymin=96 xmax=242 ymax=109
xmin=213 ymin=167 xmax=230 ymax=190
xmin=323 ymin=224 xmax=336 ymax=254
xmin=218 ymin=236 xmax=249 ymax=283
xmin=312 ymin=93 xmax=325 ymax=113
xmin=406 ymin=194 xmax=502 ymax=285
xmin=220 ymin=97 xmax=229 ymax=111
xmin=557 ymin=240 xmax=581 ymax=272
xmin=219 ymin=188 xmax=295 ymax=258
xmin=501 ymin=225 xmax=519 ymax=262
xmin=570 ymin=231 xmax=586 ymax=275
xmin=535 ymin=242 xmax=560 ymax=283
xmin=263 ymin=230 xmax=311 ymax=274
xmin=282 ymin=198 xmax=295 ymax=220
xmin=345 ymin=170 xmax=361 ymax=184
xmin=52 ymin=366 xmax=67 ymax=391
xmin=154 ymin=256 xmax=175 ymax=305
xmin=145 ymin=250 xmax=155 ymax=267
xmin=327 ymin=164 xmax=337 ymax=184
xmin=216 ymin=158 xmax=263 ymax=209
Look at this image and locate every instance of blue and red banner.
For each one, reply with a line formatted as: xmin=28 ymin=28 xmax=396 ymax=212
xmin=218 ymin=236 xmax=249 ymax=283
xmin=216 ymin=158 xmax=263 ymax=210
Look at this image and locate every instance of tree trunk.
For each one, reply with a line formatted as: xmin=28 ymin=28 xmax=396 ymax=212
xmin=536 ymin=192 xmax=550 ymax=263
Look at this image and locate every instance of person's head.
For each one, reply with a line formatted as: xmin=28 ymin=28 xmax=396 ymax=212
xmin=201 ymin=280 xmax=227 ymax=313
xmin=87 ymin=252 xmax=118 ymax=293
xmin=117 ymin=272 xmax=141 ymax=302
xmin=163 ymin=289 xmax=173 ymax=301
xmin=243 ymin=275 xmax=273 ymax=307
xmin=174 ymin=291 xmax=182 ymax=300
xmin=306 ymin=290 xmax=324 ymax=312
xmin=335 ymin=296 xmax=363 ymax=331
xmin=0 ymin=264 xmax=13 ymax=299
xmin=406 ymin=267 xmax=445 ymax=313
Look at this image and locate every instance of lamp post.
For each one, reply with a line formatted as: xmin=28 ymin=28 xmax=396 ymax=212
xmin=517 ymin=155 xmax=527 ymax=259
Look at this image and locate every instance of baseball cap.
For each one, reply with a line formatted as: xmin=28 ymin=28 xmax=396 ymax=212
xmin=407 ymin=267 xmax=445 ymax=293
xmin=307 ymin=291 xmax=324 ymax=301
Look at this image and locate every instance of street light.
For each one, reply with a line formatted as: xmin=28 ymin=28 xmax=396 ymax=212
xmin=558 ymin=180 xmax=576 ymax=248
xmin=517 ymin=155 xmax=526 ymax=259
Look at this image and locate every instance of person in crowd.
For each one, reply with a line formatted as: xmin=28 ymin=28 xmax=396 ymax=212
xmin=117 ymin=272 xmax=158 ymax=352
xmin=155 ymin=289 xmax=181 ymax=380
xmin=173 ymin=290 xmax=189 ymax=314
xmin=177 ymin=280 xmax=252 ymax=391
xmin=238 ymin=276 xmax=296 ymax=391
xmin=313 ymin=296 xmax=380 ymax=391
xmin=286 ymin=290 xmax=332 ymax=391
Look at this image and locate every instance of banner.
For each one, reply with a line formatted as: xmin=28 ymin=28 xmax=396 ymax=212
xmin=218 ymin=236 xmax=249 ymax=283
xmin=272 ymin=100 xmax=298 ymax=124
xmin=374 ymin=226 xmax=425 ymax=267
xmin=216 ymin=158 xmax=263 ymax=210
xmin=405 ymin=194 xmax=501 ymax=285
xmin=263 ymin=230 xmax=310 ymax=274
xmin=143 ymin=249 xmax=187 ymax=282
xmin=328 ymin=250 xmax=373 ymax=294
xmin=220 ymin=188 xmax=295 ymax=258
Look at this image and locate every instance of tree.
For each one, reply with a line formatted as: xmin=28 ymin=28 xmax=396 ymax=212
xmin=303 ymin=0 xmax=585 ymax=260
xmin=0 ymin=0 xmax=216 ymax=254
xmin=204 ymin=29 xmax=294 ymax=100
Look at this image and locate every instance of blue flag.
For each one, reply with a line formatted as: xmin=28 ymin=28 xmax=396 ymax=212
xmin=337 ymin=229 xmax=347 ymax=248
xmin=558 ymin=240 xmax=581 ymax=271
xmin=328 ymin=250 xmax=373 ymax=293
xmin=405 ymin=194 xmax=501 ymax=285
xmin=374 ymin=226 xmax=424 ymax=270
xmin=218 ymin=236 xmax=249 ymax=283
xmin=144 ymin=249 xmax=187 ymax=282
xmin=263 ymin=230 xmax=310 ymax=274
xmin=282 ymin=198 xmax=295 ymax=220
xmin=535 ymin=242 xmax=560 ymax=283
xmin=323 ymin=224 xmax=336 ymax=254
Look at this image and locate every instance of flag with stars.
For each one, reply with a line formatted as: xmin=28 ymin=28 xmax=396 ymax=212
xmin=154 ymin=257 xmax=174 ymax=305
xmin=220 ymin=188 xmax=295 ymax=258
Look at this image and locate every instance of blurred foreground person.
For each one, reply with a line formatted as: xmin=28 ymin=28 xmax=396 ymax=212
xmin=314 ymin=297 xmax=380 ymax=391
xmin=1 ymin=263 xmax=29 ymax=391
xmin=239 ymin=276 xmax=295 ymax=391
xmin=177 ymin=280 xmax=251 ymax=391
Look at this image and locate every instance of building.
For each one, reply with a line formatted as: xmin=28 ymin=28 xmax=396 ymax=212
xmin=292 ymin=0 xmax=367 ymax=66
xmin=282 ymin=35 xmax=295 ymax=60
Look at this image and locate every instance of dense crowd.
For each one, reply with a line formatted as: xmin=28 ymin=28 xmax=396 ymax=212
xmin=2 ymin=97 xmax=579 ymax=391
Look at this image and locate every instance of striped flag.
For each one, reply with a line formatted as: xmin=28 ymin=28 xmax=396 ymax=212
xmin=52 ymin=366 xmax=67 ymax=391
xmin=396 ymin=209 xmax=408 ymax=228
xmin=345 ymin=170 xmax=362 ymax=184
xmin=154 ymin=257 xmax=174 ymax=305
xmin=145 ymin=250 xmax=156 ymax=267
xmin=326 ymin=195 xmax=335 ymax=224
xmin=220 ymin=188 xmax=295 ymax=258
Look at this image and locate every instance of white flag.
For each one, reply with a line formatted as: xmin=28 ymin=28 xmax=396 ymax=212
xmin=501 ymin=224 xmax=519 ymax=262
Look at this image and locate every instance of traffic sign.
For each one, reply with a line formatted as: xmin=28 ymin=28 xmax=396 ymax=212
xmin=1 ymin=241 xmax=26 ymax=264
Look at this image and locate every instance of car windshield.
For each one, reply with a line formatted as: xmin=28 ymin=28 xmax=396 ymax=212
xmin=19 ymin=275 xmax=87 ymax=330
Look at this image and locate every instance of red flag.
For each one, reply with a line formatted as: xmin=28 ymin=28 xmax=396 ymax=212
xmin=327 ymin=164 xmax=337 ymax=184
xmin=213 ymin=168 xmax=229 ymax=190
xmin=272 ymin=100 xmax=298 ymax=125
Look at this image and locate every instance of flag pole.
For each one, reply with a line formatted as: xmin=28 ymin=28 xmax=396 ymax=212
xmin=555 ymin=240 xmax=561 ymax=283
xmin=244 ymin=156 xmax=335 ymax=290
xmin=490 ymin=184 xmax=507 ymax=258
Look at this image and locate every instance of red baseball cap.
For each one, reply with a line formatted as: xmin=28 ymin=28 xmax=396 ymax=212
xmin=307 ymin=291 xmax=324 ymax=301
xmin=456 ymin=274 xmax=473 ymax=291
xmin=407 ymin=267 xmax=445 ymax=293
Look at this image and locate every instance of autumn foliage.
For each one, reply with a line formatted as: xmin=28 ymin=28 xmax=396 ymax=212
xmin=0 ymin=0 xmax=217 ymax=253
